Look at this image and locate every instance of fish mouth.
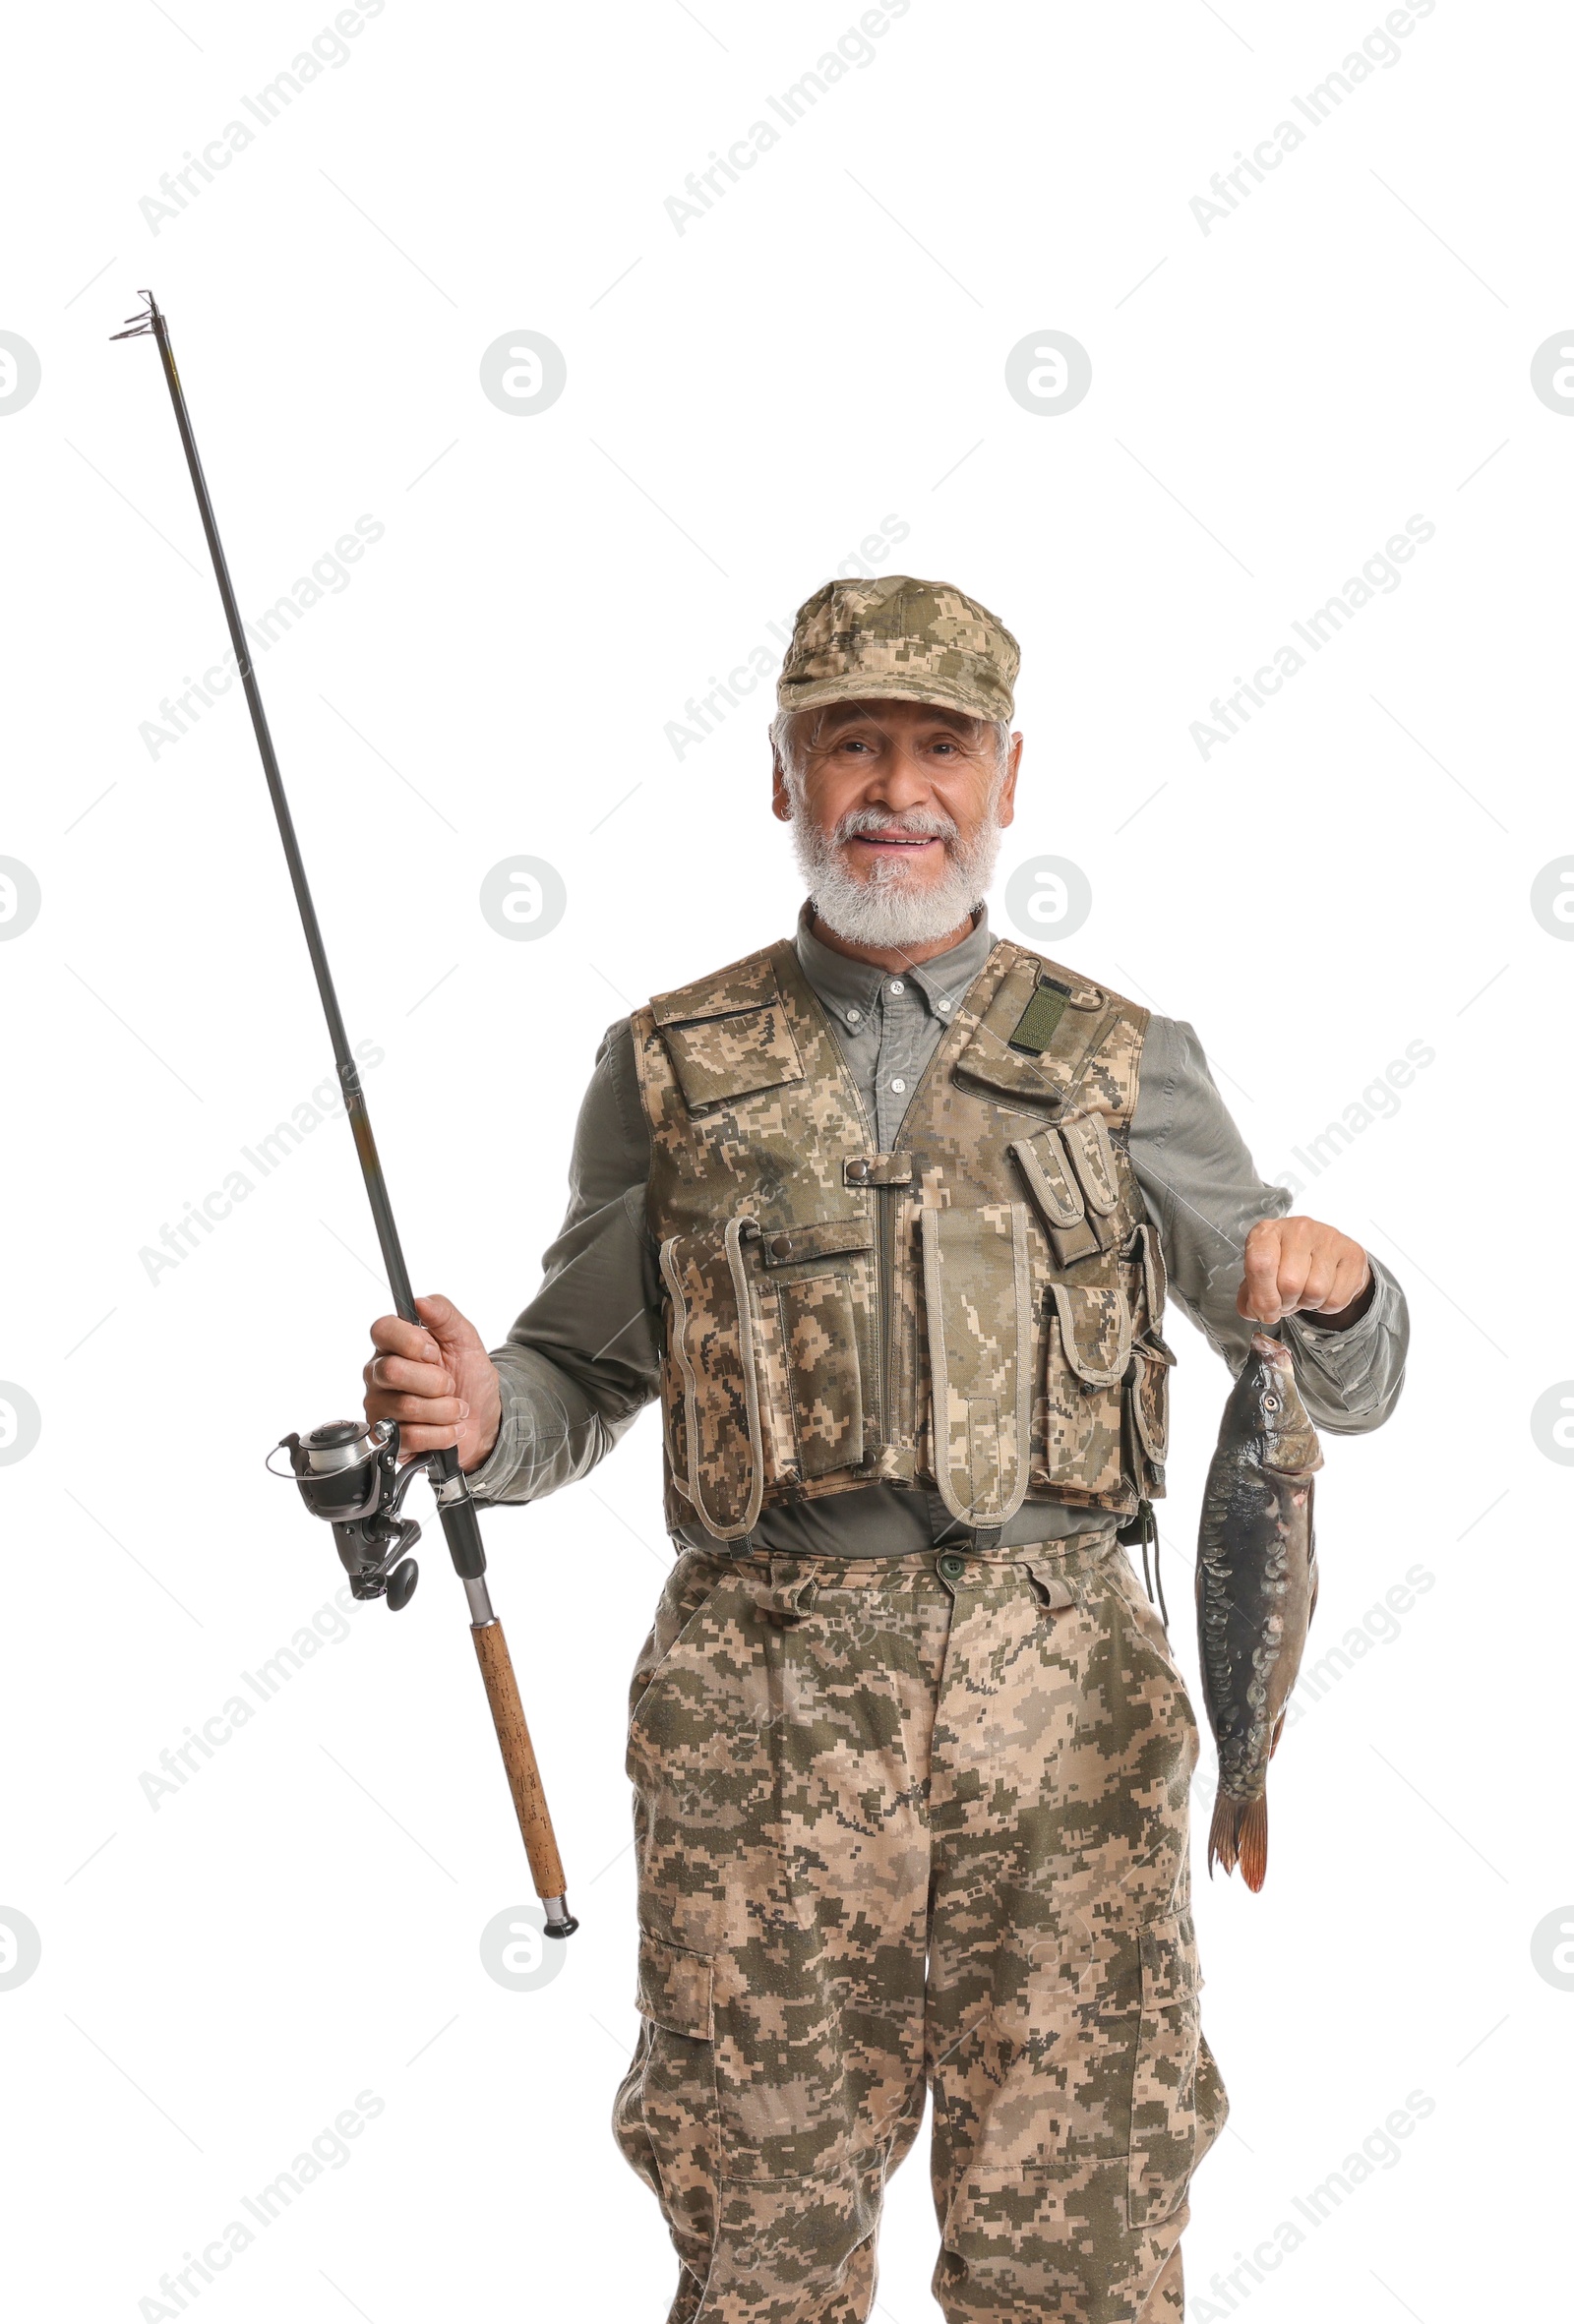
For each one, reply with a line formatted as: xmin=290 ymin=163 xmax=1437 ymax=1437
xmin=1249 ymin=1332 xmax=1295 ymax=1364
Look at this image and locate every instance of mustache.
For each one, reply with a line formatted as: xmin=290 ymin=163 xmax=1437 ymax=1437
xmin=831 ymin=805 xmax=959 ymax=844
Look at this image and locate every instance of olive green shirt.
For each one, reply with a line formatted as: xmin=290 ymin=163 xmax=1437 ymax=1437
xmin=464 ymin=907 xmax=1408 ymax=1550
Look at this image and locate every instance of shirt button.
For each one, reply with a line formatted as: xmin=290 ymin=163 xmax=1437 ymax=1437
xmin=890 ymin=1077 xmax=907 ymax=1094
xmin=888 ymin=980 xmax=905 ymax=995
xmin=847 ymin=1008 xmax=862 ymax=1024
xmin=938 ymin=997 xmax=951 ymax=1012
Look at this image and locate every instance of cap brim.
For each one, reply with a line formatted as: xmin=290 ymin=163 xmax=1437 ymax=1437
xmin=776 ymin=670 xmax=1014 ymax=724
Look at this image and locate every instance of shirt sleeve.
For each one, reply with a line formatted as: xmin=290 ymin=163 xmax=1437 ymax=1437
xmin=1129 ymin=1014 xmax=1408 ymax=1435
xmin=461 ymin=1018 xmax=662 ymax=1504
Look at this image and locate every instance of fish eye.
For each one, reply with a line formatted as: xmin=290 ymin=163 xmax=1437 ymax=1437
xmin=1262 ymin=1394 xmax=1281 ymax=1411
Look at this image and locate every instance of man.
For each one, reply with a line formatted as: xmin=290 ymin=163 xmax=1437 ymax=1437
xmin=363 ymin=577 xmax=1406 ymax=2322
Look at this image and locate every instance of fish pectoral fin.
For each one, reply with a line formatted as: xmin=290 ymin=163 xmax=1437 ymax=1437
xmin=1269 ymin=1708 xmax=1287 ymax=1759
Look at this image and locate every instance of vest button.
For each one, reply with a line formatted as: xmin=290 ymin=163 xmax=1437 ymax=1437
xmin=770 ymin=1234 xmax=792 ymax=1259
xmin=938 ymin=1552 xmax=967 ymax=1581
xmin=847 ymin=1160 xmax=869 ymax=1182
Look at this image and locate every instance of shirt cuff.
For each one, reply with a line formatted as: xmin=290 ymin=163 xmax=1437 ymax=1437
xmin=1279 ymin=1258 xmax=1400 ymax=1396
xmin=458 ymin=1372 xmax=538 ymax=1504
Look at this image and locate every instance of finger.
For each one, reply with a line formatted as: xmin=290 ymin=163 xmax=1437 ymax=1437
xmin=365 ymin=1391 xmax=469 ymax=1429
xmin=414 ymin=1292 xmax=474 ymax=1347
xmin=365 ymin=1352 xmax=456 ymax=1400
xmin=1239 ymin=1222 xmax=1284 ymax=1323
xmin=393 ymin=1422 xmax=465 ymax=1456
xmin=1287 ymin=1248 xmax=1338 ymax=1313
xmin=1314 ymin=1251 xmax=1371 ymax=1315
xmin=368 ymin=1313 xmax=442 ymax=1364
xmin=1338 ymin=1253 xmax=1373 ymax=1308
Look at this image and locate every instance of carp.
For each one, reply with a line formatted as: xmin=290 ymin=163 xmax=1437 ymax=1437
xmin=1195 ymin=1332 xmax=1323 ymax=1890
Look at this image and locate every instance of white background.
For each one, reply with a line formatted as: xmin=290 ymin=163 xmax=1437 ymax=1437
xmin=3 ymin=3 xmax=1571 ymax=2318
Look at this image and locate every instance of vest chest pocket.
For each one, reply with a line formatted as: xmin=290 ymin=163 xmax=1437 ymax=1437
xmin=1042 ymin=1280 xmax=1133 ymax=1500
xmin=775 ymin=1272 xmax=866 ymax=1480
xmin=920 ymin=1204 xmax=1033 ymax=1526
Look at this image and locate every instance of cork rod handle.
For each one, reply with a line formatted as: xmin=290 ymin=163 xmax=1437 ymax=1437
xmin=470 ymin=1619 xmax=571 ymax=1912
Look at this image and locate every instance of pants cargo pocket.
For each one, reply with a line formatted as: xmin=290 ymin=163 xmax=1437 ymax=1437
xmin=1127 ymin=1911 xmax=1219 ymax=2229
xmin=614 ymin=1929 xmax=722 ymax=2270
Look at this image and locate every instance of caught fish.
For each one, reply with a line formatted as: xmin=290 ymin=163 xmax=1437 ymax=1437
xmin=1195 ymin=1332 xmax=1323 ymax=1890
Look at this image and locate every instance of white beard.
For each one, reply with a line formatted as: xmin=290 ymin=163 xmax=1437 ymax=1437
xmin=791 ymin=801 xmax=1005 ymax=953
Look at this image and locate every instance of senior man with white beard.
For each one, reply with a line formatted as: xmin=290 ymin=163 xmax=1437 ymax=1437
xmin=363 ymin=577 xmax=1407 ymax=2324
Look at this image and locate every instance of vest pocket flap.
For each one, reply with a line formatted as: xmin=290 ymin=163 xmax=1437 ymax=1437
xmin=757 ymin=1218 xmax=875 ymax=1269
xmin=661 ymin=1002 xmax=806 ymax=1111
xmin=651 ymin=952 xmax=779 ymax=1025
xmin=1062 ymin=1110 xmax=1120 ymax=1216
xmin=1050 ymin=1281 xmax=1132 ymax=1386
xmin=920 ymin=1203 xmax=1033 ymax=1526
xmin=1130 ymin=1219 xmax=1168 ymax=1334
xmin=636 ymin=1928 xmax=714 ymax=2041
xmin=1009 ymin=1128 xmax=1085 ymax=1230
xmin=954 ymin=956 xmax=1117 ymax=1112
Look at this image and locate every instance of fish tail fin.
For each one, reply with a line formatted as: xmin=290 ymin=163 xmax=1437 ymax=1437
xmin=1208 ymin=1792 xmax=1269 ymax=1889
xmin=1238 ymin=1795 xmax=1269 ymax=1891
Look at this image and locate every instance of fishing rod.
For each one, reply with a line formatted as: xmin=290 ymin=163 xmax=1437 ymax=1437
xmin=112 ymin=289 xmax=576 ymax=1938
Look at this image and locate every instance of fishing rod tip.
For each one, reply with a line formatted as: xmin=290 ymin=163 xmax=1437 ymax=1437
xmin=109 ymin=288 xmax=162 ymax=341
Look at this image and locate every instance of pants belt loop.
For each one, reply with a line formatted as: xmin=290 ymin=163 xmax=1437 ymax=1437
xmin=761 ymin=1557 xmax=817 ymax=1623
xmin=1020 ymin=1552 xmax=1077 ymax=1615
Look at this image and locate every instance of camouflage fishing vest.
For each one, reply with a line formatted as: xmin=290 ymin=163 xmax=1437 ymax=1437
xmin=631 ymin=935 xmax=1174 ymax=1542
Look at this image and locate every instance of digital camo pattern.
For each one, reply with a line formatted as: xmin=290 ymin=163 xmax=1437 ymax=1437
xmin=659 ymin=1222 xmax=764 ymax=1540
xmin=613 ymin=1534 xmax=1228 ymax=2321
xmin=661 ymin=1001 xmax=806 ymax=1114
xmin=631 ymin=936 xmax=1169 ymax=1537
xmin=776 ymin=574 xmax=1021 ymax=726
xmin=778 ymin=1272 xmax=865 ymax=1478
xmin=920 ymin=1203 xmax=1032 ymax=1524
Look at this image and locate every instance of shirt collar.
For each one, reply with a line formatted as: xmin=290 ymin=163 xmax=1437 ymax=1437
xmin=794 ymin=901 xmax=995 ymax=1030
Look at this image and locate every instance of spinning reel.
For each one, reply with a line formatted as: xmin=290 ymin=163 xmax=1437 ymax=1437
xmin=269 ymin=1418 xmax=424 ymax=1612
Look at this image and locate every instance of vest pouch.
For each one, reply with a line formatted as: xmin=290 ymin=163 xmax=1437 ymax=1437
xmin=920 ymin=1203 xmax=1033 ymax=1526
xmin=658 ymin=1217 xmax=765 ymax=1540
xmin=1122 ymin=1222 xmax=1173 ymax=1496
xmin=1128 ymin=1331 xmax=1176 ymax=1495
xmin=1061 ymin=1109 xmax=1120 ymax=1219
xmin=1043 ymin=1280 xmax=1133 ymax=1500
xmin=1009 ymin=1126 xmax=1103 ymax=1266
xmin=774 ymin=1269 xmax=867 ymax=1480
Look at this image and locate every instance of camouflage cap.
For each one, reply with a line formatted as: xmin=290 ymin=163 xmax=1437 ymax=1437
xmin=777 ymin=574 xmax=1019 ymax=726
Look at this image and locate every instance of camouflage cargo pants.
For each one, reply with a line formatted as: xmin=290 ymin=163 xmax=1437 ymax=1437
xmin=613 ymin=1531 xmax=1228 ymax=2323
